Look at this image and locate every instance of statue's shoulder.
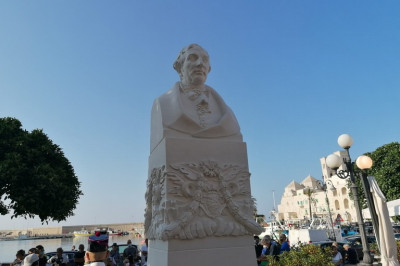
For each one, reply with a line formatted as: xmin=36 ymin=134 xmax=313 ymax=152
xmin=205 ymin=85 xmax=225 ymax=103
xmin=155 ymin=83 xmax=180 ymax=107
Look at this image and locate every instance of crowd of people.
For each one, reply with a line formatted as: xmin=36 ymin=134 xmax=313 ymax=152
xmin=254 ymin=234 xmax=359 ymax=266
xmin=331 ymin=242 xmax=360 ymax=265
xmin=10 ymin=233 xmax=360 ymax=266
xmin=10 ymin=235 xmax=148 ymax=266
xmin=255 ymin=233 xmax=291 ymax=265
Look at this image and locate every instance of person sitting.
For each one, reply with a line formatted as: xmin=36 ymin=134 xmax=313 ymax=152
xmin=140 ymin=239 xmax=148 ymax=266
xmin=123 ymin=240 xmax=138 ymax=265
xmin=254 ymin=236 xmax=263 ymax=265
xmin=23 ymin=254 xmax=40 ymax=266
xmin=47 ymin=247 xmax=69 ymax=266
xmin=331 ymin=246 xmax=343 ymax=266
xmin=343 ymin=244 xmax=359 ymax=264
xmin=74 ymin=244 xmax=85 ymax=266
xmin=35 ymin=245 xmax=47 ymax=266
xmin=257 ymin=235 xmax=280 ymax=263
xmin=109 ymin=243 xmax=122 ymax=266
xmin=10 ymin=249 xmax=25 ymax=266
xmin=332 ymin=242 xmax=345 ymax=261
xmin=28 ymin=248 xmax=37 ymax=255
xmin=85 ymin=232 xmax=110 ymax=266
xmin=279 ymin=234 xmax=290 ymax=253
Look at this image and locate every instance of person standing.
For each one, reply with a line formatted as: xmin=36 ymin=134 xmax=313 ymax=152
xmin=74 ymin=244 xmax=85 ymax=266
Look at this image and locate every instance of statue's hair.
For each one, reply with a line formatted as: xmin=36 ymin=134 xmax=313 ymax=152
xmin=173 ymin=43 xmax=211 ymax=77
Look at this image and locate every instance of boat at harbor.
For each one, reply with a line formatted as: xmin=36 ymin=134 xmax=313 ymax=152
xmin=13 ymin=234 xmax=42 ymax=240
xmin=73 ymin=229 xmax=94 ymax=237
xmin=108 ymin=230 xmax=123 ymax=236
xmin=259 ymin=210 xmax=289 ymax=239
xmin=95 ymin=227 xmax=123 ymax=236
xmin=258 ymin=209 xmax=344 ymax=245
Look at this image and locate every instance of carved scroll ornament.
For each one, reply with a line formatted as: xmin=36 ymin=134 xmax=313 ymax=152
xmin=144 ymin=161 xmax=263 ymax=240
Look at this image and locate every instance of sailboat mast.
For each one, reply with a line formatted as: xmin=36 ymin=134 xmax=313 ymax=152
xmin=272 ymin=190 xmax=276 ymax=211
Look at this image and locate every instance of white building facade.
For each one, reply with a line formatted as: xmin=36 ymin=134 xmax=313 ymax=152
xmin=277 ymin=151 xmax=357 ymax=225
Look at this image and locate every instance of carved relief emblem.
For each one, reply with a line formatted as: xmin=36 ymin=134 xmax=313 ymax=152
xmin=144 ymin=161 xmax=263 ymax=240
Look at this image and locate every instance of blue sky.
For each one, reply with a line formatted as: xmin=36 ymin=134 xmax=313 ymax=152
xmin=1 ymin=1 xmax=399 ymax=230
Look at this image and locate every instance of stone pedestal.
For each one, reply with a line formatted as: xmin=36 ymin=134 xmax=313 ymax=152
xmin=145 ymin=137 xmax=262 ymax=266
xmin=148 ymin=236 xmax=257 ymax=266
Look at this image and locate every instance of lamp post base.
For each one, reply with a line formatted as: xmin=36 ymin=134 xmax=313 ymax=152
xmin=358 ymin=254 xmax=374 ymax=266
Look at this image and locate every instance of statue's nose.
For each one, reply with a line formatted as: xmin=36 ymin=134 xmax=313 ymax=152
xmin=196 ymin=58 xmax=205 ymax=66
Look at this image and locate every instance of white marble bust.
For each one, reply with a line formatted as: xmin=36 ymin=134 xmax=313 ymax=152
xmin=150 ymin=44 xmax=242 ymax=151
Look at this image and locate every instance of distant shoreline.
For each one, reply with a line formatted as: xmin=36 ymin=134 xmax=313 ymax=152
xmin=0 ymin=222 xmax=144 ymax=237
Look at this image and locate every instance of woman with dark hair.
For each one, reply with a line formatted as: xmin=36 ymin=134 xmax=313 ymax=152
xmin=10 ymin=249 xmax=25 ymax=266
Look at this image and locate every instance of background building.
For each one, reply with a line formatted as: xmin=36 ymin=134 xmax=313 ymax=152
xmin=277 ymin=151 xmax=357 ymax=225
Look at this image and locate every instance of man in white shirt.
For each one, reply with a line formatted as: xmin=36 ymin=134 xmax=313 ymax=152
xmin=47 ymin=248 xmax=69 ymax=266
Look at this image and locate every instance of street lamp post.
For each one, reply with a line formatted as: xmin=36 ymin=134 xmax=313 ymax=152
xmin=325 ymin=134 xmax=374 ymax=265
xmin=357 ymin=156 xmax=380 ymax=246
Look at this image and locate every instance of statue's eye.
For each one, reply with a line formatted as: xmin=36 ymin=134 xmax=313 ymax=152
xmin=187 ymin=54 xmax=198 ymax=61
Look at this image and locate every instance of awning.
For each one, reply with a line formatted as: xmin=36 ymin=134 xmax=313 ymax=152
xmin=362 ymin=198 xmax=400 ymax=219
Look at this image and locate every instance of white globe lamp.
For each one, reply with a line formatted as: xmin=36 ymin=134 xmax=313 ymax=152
xmin=326 ymin=154 xmax=342 ymax=170
xmin=356 ymin=155 xmax=373 ymax=170
xmin=338 ymin=134 xmax=354 ymax=149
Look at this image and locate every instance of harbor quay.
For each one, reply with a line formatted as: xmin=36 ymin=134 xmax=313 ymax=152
xmin=0 ymin=222 xmax=144 ymax=238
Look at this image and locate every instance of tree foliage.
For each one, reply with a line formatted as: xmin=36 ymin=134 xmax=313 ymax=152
xmin=349 ymin=142 xmax=400 ymax=209
xmin=366 ymin=142 xmax=400 ymax=201
xmin=0 ymin=117 xmax=82 ymax=223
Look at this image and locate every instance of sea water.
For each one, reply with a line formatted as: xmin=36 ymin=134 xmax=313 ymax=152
xmin=0 ymin=235 xmax=143 ymax=263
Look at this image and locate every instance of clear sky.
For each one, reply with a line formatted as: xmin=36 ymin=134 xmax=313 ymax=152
xmin=1 ymin=1 xmax=399 ymax=230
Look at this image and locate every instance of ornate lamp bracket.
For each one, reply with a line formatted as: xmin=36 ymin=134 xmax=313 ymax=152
xmin=336 ymin=169 xmax=350 ymax=179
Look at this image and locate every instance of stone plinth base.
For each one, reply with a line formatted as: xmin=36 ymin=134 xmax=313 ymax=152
xmin=146 ymin=137 xmax=260 ymax=266
xmin=147 ymin=236 xmax=257 ymax=266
